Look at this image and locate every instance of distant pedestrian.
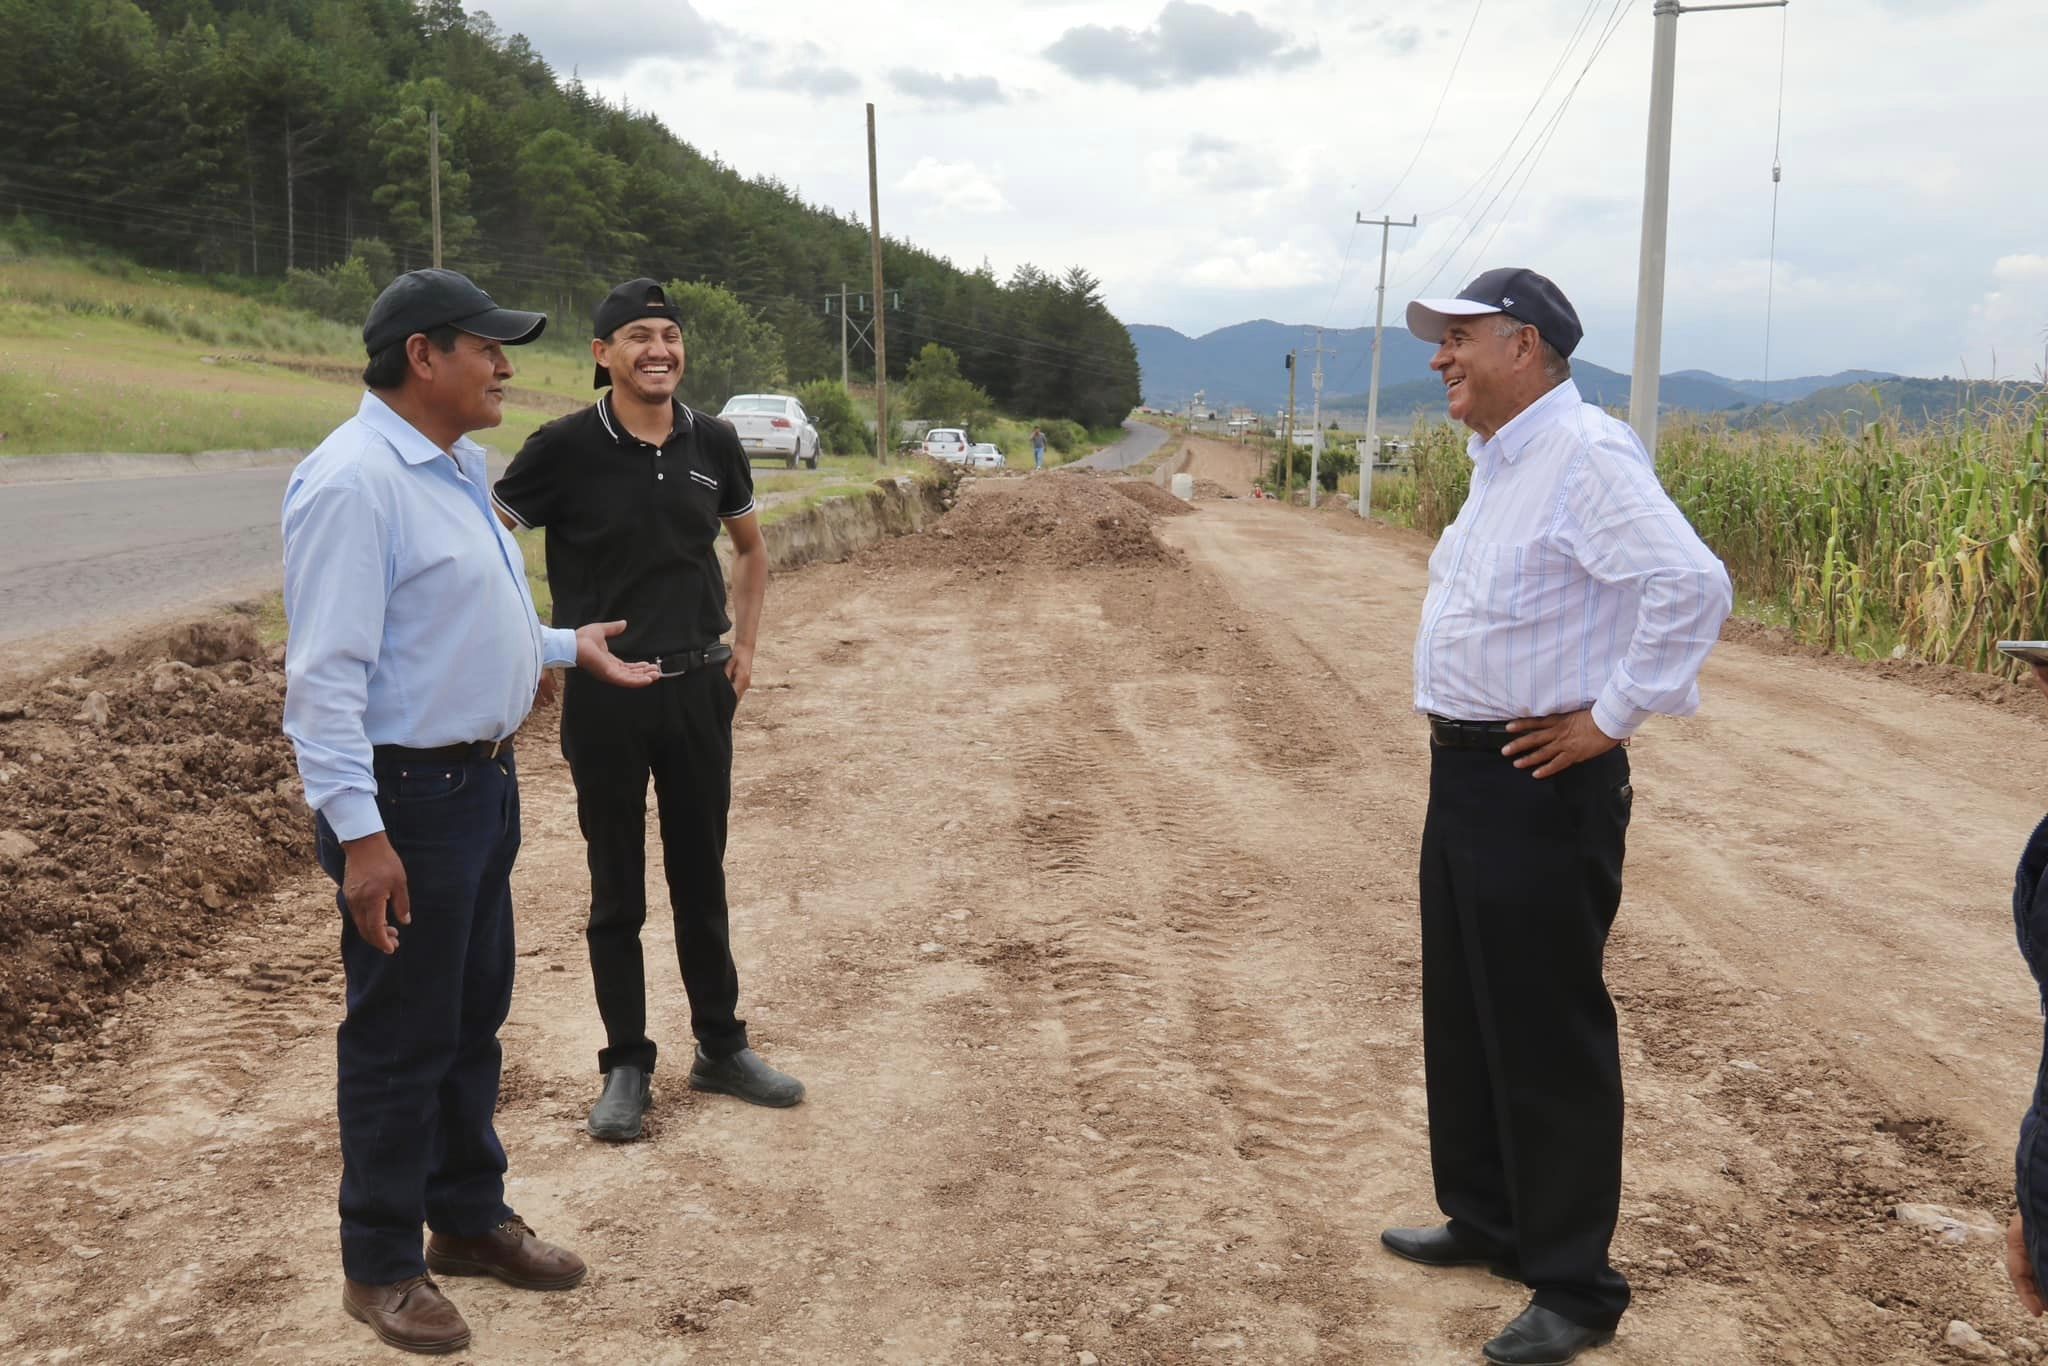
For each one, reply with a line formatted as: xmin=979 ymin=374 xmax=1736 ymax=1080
xmin=1380 ymin=267 xmax=1732 ymax=1365
xmin=493 ymin=277 xmax=804 ymax=1145
xmin=1031 ymin=426 xmax=1047 ymax=470
xmin=283 ymin=269 xmax=660 ymax=1354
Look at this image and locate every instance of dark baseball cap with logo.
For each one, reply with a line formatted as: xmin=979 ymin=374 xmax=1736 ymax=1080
xmin=592 ymin=278 xmax=683 ymax=388
xmin=361 ymin=268 xmax=547 ymax=356
xmin=1405 ymin=266 xmax=1583 ymax=360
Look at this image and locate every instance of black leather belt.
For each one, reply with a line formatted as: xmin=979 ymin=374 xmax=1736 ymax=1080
xmin=1427 ymin=715 xmax=1514 ymax=751
xmin=373 ymin=738 xmax=513 ymax=764
xmin=636 ymin=642 xmax=733 ymax=677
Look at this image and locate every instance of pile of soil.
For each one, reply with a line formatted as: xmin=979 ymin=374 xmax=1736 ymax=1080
xmin=870 ymin=475 xmax=1175 ymax=572
xmin=1108 ymin=480 xmax=1192 ymax=517
xmin=1191 ymin=478 xmax=1236 ymax=501
xmin=0 ymin=616 xmax=312 ymax=1064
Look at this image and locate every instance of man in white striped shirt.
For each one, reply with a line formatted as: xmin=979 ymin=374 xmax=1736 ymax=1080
xmin=1378 ymin=268 xmax=1732 ymax=1366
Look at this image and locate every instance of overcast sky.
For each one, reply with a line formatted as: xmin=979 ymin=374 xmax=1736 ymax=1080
xmin=473 ymin=0 xmax=2045 ymax=385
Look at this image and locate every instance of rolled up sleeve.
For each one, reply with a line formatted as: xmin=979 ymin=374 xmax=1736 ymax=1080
xmin=1565 ymin=444 xmax=1734 ymax=739
xmin=282 ymin=479 xmax=390 ymax=841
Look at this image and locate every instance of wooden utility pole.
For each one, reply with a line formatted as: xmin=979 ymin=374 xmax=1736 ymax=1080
xmin=1282 ymin=350 xmax=1298 ymax=497
xmin=865 ymin=104 xmax=889 ymax=458
xmin=1354 ymin=213 xmax=1416 ymax=518
xmin=429 ymin=110 xmax=443 ymax=269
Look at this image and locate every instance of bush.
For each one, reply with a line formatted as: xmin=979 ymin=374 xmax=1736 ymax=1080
xmin=1037 ymin=419 xmax=1085 ymax=454
xmin=283 ymin=256 xmax=378 ymax=327
xmin=794 ymin=378 xmax=871 ymax=455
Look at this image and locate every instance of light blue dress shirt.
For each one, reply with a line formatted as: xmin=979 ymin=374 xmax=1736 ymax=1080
xmin=282 ymin=392 xmax=577 ymax=842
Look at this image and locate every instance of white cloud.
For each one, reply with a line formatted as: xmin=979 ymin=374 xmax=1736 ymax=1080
xmin=1964 ymin=255 xmax=2048 ymax=381
xmin=897 ymin=157 xmax=1012 ymax=215
xmin=1185 ymin=238 xmax=1329 ymax=291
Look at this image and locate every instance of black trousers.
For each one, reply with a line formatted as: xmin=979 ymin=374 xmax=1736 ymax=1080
xmin=314 ymin=753 xmax=519 ymax=1284
xmin=1419 ymin=741 xmax=1633 ymax=1330
xmin=561 ymin=663 xmax=746 ymax=1075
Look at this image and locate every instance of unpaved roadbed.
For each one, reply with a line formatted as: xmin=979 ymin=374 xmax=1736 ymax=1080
xmin=2 ymin=477 xmax=2044 ymax=1363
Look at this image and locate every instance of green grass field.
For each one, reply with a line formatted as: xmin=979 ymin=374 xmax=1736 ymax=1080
xmin=0 ymin=253 xmax=619 ymax=458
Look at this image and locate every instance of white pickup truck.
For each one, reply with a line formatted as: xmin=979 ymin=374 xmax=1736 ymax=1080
xmin=718 ymin=394 xmax=820 ymax=469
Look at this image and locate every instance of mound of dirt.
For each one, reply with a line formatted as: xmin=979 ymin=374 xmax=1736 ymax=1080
xmin=871 ymin=475 xmax=1175 ymax=572
xmin=1109 ymin=480 xmax=1193 ymax=517
xmin=1191 ymin=478 xmax=1235 ymax=501
xmin=0 ymin=622 xmax=313 ymax=1065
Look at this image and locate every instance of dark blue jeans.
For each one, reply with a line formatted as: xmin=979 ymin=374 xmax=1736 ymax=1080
xmin=314 ymin=752 xmax=521 ymax=1285
xmin=2015 ymin=812 xmax=2048 ymax=1302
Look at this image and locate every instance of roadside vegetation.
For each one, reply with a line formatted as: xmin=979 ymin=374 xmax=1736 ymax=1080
xmin=1369 ymin=404 xmax=2048 ymax=676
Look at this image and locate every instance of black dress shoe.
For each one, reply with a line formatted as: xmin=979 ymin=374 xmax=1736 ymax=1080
xmin=1380 ymin=1225 xmax=1521 ymax=1279
xmin=687 ymin=1046 xmax=804 ymax=1108
xmin=587 ymin=1064 xmax=651 ymax=1142
xmin=1482 ymin=1302 xmax=1615 ymax=1365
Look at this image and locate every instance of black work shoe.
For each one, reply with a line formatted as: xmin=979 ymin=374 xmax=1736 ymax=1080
xmin=687 ymin=1046 xmax=805 ymax=1108
xmin=1380 ymin=1225 xmax=1521 ymax=1279
xmin=587 ymin=1064 xmax=651 ymax=1142
xmin=1481 ymin=1302 xmax=1616 ymax=1365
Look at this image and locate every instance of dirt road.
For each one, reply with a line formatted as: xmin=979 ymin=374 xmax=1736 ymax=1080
xmin=4 ymin=478 xmax=2046 ymax=1363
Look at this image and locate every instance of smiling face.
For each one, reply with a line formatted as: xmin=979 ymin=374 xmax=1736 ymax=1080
xmin=596 ymin=319 xmax=686 ymax=403
xmin=1429 ymin=315 xmax=1539 ymax=440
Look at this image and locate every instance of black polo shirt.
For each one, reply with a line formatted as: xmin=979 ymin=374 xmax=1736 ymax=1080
xmin=492 ymin=396 xmax=755 ymax=659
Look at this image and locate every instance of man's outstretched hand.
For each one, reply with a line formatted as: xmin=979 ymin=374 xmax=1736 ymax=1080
xmin=576 ymin=620 xmax=661 ymax=687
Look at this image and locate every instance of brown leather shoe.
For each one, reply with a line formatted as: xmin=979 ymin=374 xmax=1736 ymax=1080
xmin=341 ymin=1275 xmax=471 ymax=1355
xmin=426 ymin=1215 xmax=588 ymax=1291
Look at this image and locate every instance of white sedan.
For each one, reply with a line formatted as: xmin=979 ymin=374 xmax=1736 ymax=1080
xmin=719 ymin=394 xmax=821 ymax=469
xmin=965 ymin=442 xmax=1006 ymax=470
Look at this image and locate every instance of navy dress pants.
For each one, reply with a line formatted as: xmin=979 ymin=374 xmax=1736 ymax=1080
xmin=1419 ymin=741 xmax=1634 ymax=1331
xmin=314 ymin=752 xmax=521 ymax=1285
xmin=2014 ymin=812 xmax=2048 ymax=1301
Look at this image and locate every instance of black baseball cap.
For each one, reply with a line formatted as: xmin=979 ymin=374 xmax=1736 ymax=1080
xmin=1405 ymin=267 xmax=1583 ymax=360
xmin=592 ymin=278 xmax=682 ymax=388
xmin=361 ymin=268 xmax=546 ymax=356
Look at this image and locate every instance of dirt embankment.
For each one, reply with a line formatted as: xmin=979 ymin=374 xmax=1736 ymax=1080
xmin=0 ymin=618 xmax=311 ymax=1065
xmin=866 ymin=473 xmax=1179 ymax=573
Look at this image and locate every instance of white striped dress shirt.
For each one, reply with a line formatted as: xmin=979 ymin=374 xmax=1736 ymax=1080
xmin=1412 ymin=379 xmax=1733 ymax=739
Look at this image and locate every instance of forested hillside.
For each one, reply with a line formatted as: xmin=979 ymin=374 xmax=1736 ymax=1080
xmin=0 ymin=0 xmax=1140 ymax=427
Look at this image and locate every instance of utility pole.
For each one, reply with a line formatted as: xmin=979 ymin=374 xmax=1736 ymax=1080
xmin=428 ymin=110 xmax=442 ymax=269
xmin=823 ymin=285 xmax=853 ymax=387
xmin=1629 ymin=0 xmax=1790 ymax=456
xmin=1282 ymin=352 xmax=1298 ymax=498
xmin=865 ymin=104 xmax=890 ymax=460
xmin=1355 ymin=213 xmax=1416 ymax=519
xmin=1302 ymin=328 xmax=1336 ymax=508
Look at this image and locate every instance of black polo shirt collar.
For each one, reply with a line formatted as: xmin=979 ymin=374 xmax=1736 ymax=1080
xmin=595 ymin=393 xmax=693 ymax=447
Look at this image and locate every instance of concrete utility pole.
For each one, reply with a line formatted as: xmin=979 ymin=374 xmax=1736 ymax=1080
xmin=1302 ymin=329 xmax=1337 ymax=508
xmin=1629 ymin=0 xmax=1790 ymax=456
xmin=866 ymin=104 xmax=890 ymax=458
xmin=1282 ymin=352 xmax=1298 ymax=497
xmin=428 ymin=110 xmax=442 ymax=269
xmin=1355 ymin=213 xmax=1416 ymax=519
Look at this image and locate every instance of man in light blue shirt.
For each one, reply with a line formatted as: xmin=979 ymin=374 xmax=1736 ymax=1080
xmin=282 ymin=269 xmax=658 ymax=1355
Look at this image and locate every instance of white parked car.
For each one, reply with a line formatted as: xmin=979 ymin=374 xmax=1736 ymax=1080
xmin=922 ymin=427 xmax=970 ymax=462
xmin=965 ymin=442 xmax=1006 ymax=470
xmin=719 ymin=394 xmax=820 ymax=469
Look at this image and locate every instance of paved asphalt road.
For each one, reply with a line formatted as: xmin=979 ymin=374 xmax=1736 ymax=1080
xmin=1071 ymin=420 xmax=1169 ymax=471
xmin=0 ymin=466 xmax=294 ymax=647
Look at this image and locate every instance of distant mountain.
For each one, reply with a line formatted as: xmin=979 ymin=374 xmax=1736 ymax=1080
xmin=1669 ymin=368 xmax=1897 ymax=403
xmin=1133 ymin=319 xmax=1909 ymax=427
xmin=1730 ymin=378 xmax=2043 ymax=432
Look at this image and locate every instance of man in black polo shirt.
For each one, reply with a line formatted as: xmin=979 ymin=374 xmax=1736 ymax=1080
xmin=493 ymin=278 xmax=803 ymax=1141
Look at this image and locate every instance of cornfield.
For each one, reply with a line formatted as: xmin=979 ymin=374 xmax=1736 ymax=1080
xmin=1387 ymin=400 xmax=2048 ymax=675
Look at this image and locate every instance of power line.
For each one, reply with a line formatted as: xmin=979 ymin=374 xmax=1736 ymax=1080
xmin=1761 ymin=3 xmax=1789 ymax=400
xmin=1430 ymin=0 xmax=1633 ymax=294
